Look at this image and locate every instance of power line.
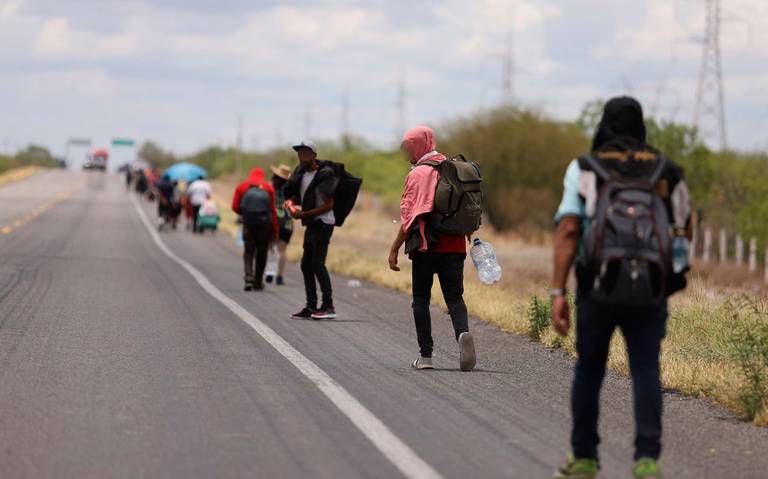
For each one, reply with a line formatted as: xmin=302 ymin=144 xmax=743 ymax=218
xmin=693 ymin=0 xmax=727 ymax=150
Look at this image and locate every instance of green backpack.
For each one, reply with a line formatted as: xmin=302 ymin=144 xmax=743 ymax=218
xmin=421 ymin=155 xmax=483 ymax=235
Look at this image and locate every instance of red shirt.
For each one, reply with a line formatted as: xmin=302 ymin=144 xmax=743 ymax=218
xmin=231 ymin=168 xmax=279 ymax=239
xmin=432 ymin=233 xmax=467 ymax=254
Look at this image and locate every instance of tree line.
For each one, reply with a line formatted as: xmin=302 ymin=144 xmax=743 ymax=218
xmin=136 ymin=102 xmax=768 ymax=243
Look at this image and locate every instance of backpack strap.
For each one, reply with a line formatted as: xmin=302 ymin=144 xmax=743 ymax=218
xmin=648 ymin=155 xmax=668 ymax=185
xmin=419 ymin=159 xmax=441 ymax=168
xmin=581 ymin=154 xmax=612 ymax=182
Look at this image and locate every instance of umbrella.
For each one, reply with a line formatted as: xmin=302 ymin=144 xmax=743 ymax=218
xmin=164 ymin=162 xmax=208 ymax=182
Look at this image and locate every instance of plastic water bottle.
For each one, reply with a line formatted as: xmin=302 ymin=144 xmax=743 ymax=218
xmin=470 ymin=238 xmax=502 ymax=285
xmin=265 ymin=245 xmax=279 ymax=277
xmin=235 ymin=227 xmax=244 ymax=247
xmin=672 ymin=235 xmax=689 ymax=274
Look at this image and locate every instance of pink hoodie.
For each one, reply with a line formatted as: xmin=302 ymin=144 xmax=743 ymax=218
xmin=400 ymin=126 xmax=446 ymax=252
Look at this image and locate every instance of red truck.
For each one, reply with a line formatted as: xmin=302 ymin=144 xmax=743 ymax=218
xmin=83 ymin=148 xmax=108 ymax=171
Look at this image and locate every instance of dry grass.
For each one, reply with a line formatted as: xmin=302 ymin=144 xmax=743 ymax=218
xmin=0 ymin=166 xmax=41 ymax=187
xmin=211 ymin=180 xmax=768 ymax=425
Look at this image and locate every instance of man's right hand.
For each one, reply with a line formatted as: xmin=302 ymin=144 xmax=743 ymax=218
xmin=551 ymin=295 xmax=570 ymax=337
xmin=388 ymin=249 xmax=400 ymax=272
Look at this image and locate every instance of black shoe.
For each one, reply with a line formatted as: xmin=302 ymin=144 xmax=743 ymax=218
xmin=291 ymin=307 xmax=316 ymax=319
xmin=244 ymin=283 xmax=253 ymax=291
xmin=265 ymin=275 xmax=274 ymax=284
xmin=276 ymin=277 xmax=285 ymax=286
xmin=254 ymin=283 xmax=265 ymax=291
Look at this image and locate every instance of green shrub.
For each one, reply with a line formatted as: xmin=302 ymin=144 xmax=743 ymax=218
xmin=527 ymin=295 xmax=551 ymax=341
xmin=728 ymin=298 xmax=768 ymax=420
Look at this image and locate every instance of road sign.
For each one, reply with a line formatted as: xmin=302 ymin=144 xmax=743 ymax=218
xmin=67 ymin=138 xmax=91 ymax=146
xmin=111 ymin=138 xmax=135 ymax=147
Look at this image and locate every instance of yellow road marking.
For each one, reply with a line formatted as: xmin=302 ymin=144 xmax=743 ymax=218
xmin=0 ymin=187 xmax=78 ymax=237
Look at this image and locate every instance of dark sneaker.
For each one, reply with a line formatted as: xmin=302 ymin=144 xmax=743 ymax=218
xmin=633 ymin=458 xmax=661 ymax=479
xmin=253 ymin=283 xmax=265 ymax=291
xmin=276 ymin=277 xmax=285 ymax=286
xmin=554 ymin=453 xmax=599 ymax=479
xmin=265 ymin=275 xmax=274 ymax=284
xmin=311 ymin=307 xmax=337 ymax=320
xmin=291 ymin=307 xmax=316 ymax=319
xmin=244 ymin=282 xmax=253 ymax=291
xmin=458 ymin=332 xmax=476 ymax=372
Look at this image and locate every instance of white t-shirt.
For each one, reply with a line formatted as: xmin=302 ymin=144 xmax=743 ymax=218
xmin=300 ymin=170 xmax=335 ymax=226
xmin=187 ymin=180 xmax=212 ymax=206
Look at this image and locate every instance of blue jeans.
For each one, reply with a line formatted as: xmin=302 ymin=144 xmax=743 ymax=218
xmin=571 ymin=293 xmax=667 ymax=461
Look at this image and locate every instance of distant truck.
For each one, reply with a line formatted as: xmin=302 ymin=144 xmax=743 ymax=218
xmin=83 ymin=149 xmax=108 ymax=171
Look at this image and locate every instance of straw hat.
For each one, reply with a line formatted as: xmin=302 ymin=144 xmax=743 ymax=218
xmin=270 ymin=164 xmax=292 ymax=180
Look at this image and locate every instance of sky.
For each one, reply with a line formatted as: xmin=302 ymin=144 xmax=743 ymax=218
xmin=0 ymin=0 xmax=766 ymax=162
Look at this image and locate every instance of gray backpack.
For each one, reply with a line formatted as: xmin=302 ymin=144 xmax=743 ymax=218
xmin=421 ymin=155 xmax=483 ymax=236
xmin=240 ymin=186 xmax=272 ymax=226
xmin=580 ymin=154 xmax=672 ymax=306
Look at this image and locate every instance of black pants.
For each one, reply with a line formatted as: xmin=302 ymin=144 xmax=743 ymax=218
xmin=301 ymin=221 xmax=334 ymax=309
xmin=411 ymin=252 xmax=469 ymax=358
xmin=572 ymin=293 xmax=667 ymax=461
xmin=243 ymin=223 xmax=272 ymax=285
xmin=192 ymin=204 xmax=202 ymax=232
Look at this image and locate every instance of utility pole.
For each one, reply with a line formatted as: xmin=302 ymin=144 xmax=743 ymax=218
xmin=341 ymin=89 xmax=351 ymax=150
xmin=501 ymin=28 xmax=514 ymax=105
xmin=693 ymin=0 xmax=727 ymax=150
xmin=395 ymin=70 xmax=407 ymax=142
xmin=304 ymin=105 xmax=312 ymax=139
xmin=235 ymin=115 xmax=243 ymax=180
xmin=341 ymin=89 xmax=350 ymax=139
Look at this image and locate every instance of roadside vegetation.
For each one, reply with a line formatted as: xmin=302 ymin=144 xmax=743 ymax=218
xmin=0 ymin=145 xmax=62 ymax=175
xmin=162 ymin=101 xmax=768 ymax=425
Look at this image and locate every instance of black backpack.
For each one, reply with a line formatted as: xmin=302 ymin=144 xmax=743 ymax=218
xmin=579 ymin=154 xmax=672 ymax=306
xmin=324 ymin=161 xmax=362 ymax=227
xmin=240 ymin=186 xmax=272 ymax=226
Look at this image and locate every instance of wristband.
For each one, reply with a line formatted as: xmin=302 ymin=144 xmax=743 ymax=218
xmin=549 ymin=288 xmax=566 ymax=298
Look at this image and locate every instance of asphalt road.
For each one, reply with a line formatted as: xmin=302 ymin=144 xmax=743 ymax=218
xmin=0 ymin=170 xmax=765 ymax=479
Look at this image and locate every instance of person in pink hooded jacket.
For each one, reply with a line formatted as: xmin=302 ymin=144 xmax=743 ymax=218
xmin=388 ymin=126 xmax=476 ymax=372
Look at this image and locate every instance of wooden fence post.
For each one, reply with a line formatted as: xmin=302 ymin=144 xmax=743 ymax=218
xmin=749 ymin=237 xmax=757 ymax=272
xmin=719 ymin=229 xmax=727 ymax=262
xmin=765 ymin=248 xmax=768 ymax=284
xmin=703 ymin=228 xmax=712 ymax=263
xmin=736 ymin=234 xmax=744 ymax=266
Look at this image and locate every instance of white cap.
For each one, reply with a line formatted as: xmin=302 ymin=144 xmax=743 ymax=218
xmin=292 ymin=140 xmax=317 ymax=155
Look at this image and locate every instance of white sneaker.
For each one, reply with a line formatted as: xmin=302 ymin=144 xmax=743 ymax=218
xmin=458 ymin=332 xmax=476 ymax=372
xmin=410 ymin=357 xmax=434 ymax=370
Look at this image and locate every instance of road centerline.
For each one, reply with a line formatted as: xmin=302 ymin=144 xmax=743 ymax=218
xmin=129 ymin=193 xmax=444 ymax=479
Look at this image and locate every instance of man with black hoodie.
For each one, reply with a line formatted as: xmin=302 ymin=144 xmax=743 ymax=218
xmin=283 ymin=140 xmax=339 ymax=320
xmin=551 ymin=97 xmax=691 ymax=479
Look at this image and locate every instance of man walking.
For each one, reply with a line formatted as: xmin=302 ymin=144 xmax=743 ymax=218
xmin=388 ymin=125 xmax=476 ymax=372
xmin=551 ymin=97 xmax=691 ymax=479
xmin=187 ymin=175 xmax=212 ymax=233
xmin=232 ymin=167 xmax=278 ymax=291
xmin=283 ymin=140 xmax=338 ymax=320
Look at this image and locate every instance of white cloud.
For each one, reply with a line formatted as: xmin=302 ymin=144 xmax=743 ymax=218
xmin=34 ymin=15 xmax=140 ymax=58
xmin=0 ymin=0 xmax=765 ymax=153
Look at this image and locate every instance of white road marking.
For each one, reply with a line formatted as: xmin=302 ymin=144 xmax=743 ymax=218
xmin=130 ymin=194 xmax=444 ymax=479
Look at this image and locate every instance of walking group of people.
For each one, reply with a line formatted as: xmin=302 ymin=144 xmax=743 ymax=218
xmin=127 ymin=94 xmax=689 ymax=479
xmin=231 ymin=140 xmax=339 ymax=320
xmin=126 ymin=166 xmax=219 ymax=234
